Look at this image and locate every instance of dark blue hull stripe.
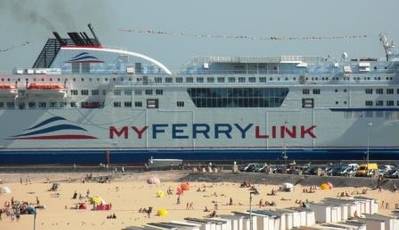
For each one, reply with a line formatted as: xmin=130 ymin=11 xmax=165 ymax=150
xmin=1 ymin=148 xmax=399 ymax=164
xmin=330 ymin=108 xmax=399 ymax=112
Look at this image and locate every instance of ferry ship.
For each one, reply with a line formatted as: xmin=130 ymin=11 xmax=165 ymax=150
xmin=0 ymin=25 xmax=398 ymax=164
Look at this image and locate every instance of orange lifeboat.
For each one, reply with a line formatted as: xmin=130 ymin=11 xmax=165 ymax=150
xmin=0 ymin=84 xmax=17 ymax=97
xmin=27 ymin=83 xmax=64 ymax=90
xmin=27 ymin=83 xmax=66 ymax=96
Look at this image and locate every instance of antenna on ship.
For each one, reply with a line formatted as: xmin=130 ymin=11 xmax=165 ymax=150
xmin=379 ymin=33 xmax=395 ymax=61
xmin=88 ymin=23 xmax=101 ymax=45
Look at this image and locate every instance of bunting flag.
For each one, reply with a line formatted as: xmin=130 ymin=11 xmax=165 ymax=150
xmin=119 ymin=28 xmax=368 ymax=41
xmin=0 ymin=41 xmax=31 ymax=53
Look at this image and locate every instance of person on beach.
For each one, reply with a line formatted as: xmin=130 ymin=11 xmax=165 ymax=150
xmin=229 ymin=197 xmax=233 ymax=206
xmin=176 ymin=195 xmax=181 ymax=204
xmin=36 ymin=196 xmax=40 ymax=205
xmin=204 ymin=206 xmax=209 ymax=212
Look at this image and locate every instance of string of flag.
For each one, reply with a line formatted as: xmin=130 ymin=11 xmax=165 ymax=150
xmin=0 ymin=41 xmax=31 ymax=53
xmin=119 ymin=28 xmax=368 ymax=41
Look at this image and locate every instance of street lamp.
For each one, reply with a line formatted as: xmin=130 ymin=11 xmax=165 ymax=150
xmin=249 ymin=191 xmax=258 ymax=230
xmin=366 ymin=122 xmax=373 ymax=164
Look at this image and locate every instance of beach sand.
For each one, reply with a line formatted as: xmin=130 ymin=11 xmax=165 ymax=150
xmin=0 ymin=171 xmax=398 ymax=230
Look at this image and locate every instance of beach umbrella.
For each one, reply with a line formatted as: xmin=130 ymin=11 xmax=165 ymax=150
xmin=147 ymin=176 xmax=161 ymax=185
xmin=89 ymin=196 xmax=105 ymax=205
xmin=320 ymin=183 xmax=330 ymax=190
xmin=282 ymin=183 xmax=294 ymax=191
xmin=180 ymin=183 xmax=190 ymax=191
xmin=157 ymin=208 xmax=168 ymax=217
xmin=156 ymin=190 xmax=165 ymax=198
xmin=0 ymin=186 xmax=11 ymax=194
xmin=176 ymin=187 xmax=183 ymax=195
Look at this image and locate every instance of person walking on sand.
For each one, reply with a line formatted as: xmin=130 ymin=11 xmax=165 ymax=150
xmin=176 ymin=195 xmax=181 ymax=204
xmin=36 ymin=196 xmax=40 ymax=205
xmin=229 ymin=197 xmax=233 ymax=206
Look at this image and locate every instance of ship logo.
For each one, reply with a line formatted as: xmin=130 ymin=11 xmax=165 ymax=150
xmin=66 ymin=52 xmax=104 ymax=63
xmin=10 ymin=116 xmax=97 ymax=140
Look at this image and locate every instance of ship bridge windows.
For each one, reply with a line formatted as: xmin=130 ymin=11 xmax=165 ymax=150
xmin=248 ymin=77 xmax=256 ymax=83
xmin=165 ymin=77 xmax=173 ymax=83
xmin=365 ymin=101 xmax=373 ymax=106
xmin=187 ymin=87 xmax=289 ymax=108
xmin=387 ymin=100 xmax=394 ymax=106
xmin=124 ymin=101 xmax=132 ymax=108
xmin=376 ymin=88 xmax=383 ymax=94
xmin=197 ymin=77 xmax=204 ymax=83
xmin=155 ymin=77 xmax=162 ymax=83
xmin=124 ymin=89 xmax=132 ymax=96
xmin=312 ymin=89 xmax=320 ymax=95
xmin=113 ymin=101 xmax=122 ymax=108
xmin=217 ymin=77 xmax=225 ymax=83
xmin=145 ymin=89 xmax=153 ymax=95
xmin=38 ymin=102 xmax=46 ymax=109
xmin=155 ymin=89 xmax=163 ymax=95
xmin=176 ymin=77 xmax=183 ymax=83
xmin=177 ymin=101 xmax=185 ymax=107
xmin=387 ymin=88 xmax=394 ymax=94
xmin=228 ymin=77 xmax=236 ymax=83
xmin=376 ymin=100 xmax=383 ymax=106
xmin=238 ymin=77 xmax=245 ymax=83
xmin=365 ymin=89 xmax=373 ymax=94
xmin=28 ymin=102 xmax=36 ymax=109
xmin=135 ymin=101 xmax=143 ymax=107
xmin=81 ymin=90 xmax=89 ymax=96
xmin=71 ymin=90 xmax=78 ymax=95
xmin=207 ymin=77 xmax=215 ymax=83
xmin=302 ymin=89 xmax=310 ymax=95
xmin=259 ymin=77 xmax=267 ymax=83
xmin=113 ymin=90 xmax=121 ymax=96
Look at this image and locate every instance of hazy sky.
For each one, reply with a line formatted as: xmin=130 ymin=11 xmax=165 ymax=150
xmin=0 ymin=0 xmax=398 ymax=72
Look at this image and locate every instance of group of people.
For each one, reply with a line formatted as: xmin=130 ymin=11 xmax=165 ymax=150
xmin=303 ymin=186 xmax=317 ymax=193
xmin=0 ymin=197 xmax=39 ymax=222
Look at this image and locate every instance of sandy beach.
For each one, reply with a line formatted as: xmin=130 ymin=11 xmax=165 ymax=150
xmin=0 ymin=171 xmax=398 ymax=230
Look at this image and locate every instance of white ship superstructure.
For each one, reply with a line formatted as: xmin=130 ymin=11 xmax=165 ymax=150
xmin=0 ymin=26 xmax=398 ymax=164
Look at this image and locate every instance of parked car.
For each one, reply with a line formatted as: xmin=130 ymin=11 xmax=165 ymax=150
xmin=378 ymin=165 xmax=396 ymax=176
xmin=385 ymin=169 xmax=399 ymax=178
xmin=356 ymin=163 xmax=378 ymax=177
xmin=240 ymin=163 xmax=265 ymax=172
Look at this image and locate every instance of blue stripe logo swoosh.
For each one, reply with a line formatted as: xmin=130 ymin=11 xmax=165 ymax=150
xmin=26 ymin=116 xmax=66 ymax=130
xmin=14 ymin=124 xmax=87 ymax=138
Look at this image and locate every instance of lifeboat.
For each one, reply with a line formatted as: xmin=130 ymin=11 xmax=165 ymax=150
xmin=27 ymin=83 xmax=66 ymax=96
xmin=0 ymin=84 xmax=17 ymax=97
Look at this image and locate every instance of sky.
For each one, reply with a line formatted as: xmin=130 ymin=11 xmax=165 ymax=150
xmin=0 ymin=0 xmax=398 ymax=72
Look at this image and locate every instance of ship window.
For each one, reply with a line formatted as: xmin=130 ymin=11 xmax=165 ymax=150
xmin=397 ymin=101 xmax=399 ymax=106
xmin=49 ymin=102 xmax=57 ymax=108
xmin=49 ymin=78 xmax=53 ymax=82
xmin=124 ymin=90 xmax=132 ymax=96
xmin=176 ymin=77 xmax=183 ymax=83
xmin=0 ymin=102 xmax=3 ymax=108
xmin=387 ymin=100 xmax=394 ymax=106
xmin=186 ymin=77 xmax=194 ymax=83
xmin=28 ymin=102 xmax=36 ymax=109
xmin=113 ymin=102 xmax=122 ymax=108
xmin=302 ymin=98 xmax=314 ymax=108
xmin=270 ymin=77 xmax=274 ymax=81
xmin=59 ymin=102 xmax=66 ymax=108
xmin=238 ymin=77 xmax=245 ymax=83
xmin=313 ymin=89 xmax=320 ymax=94
xmin=376 ymin=88 xmax=383 ymax=94
xmin=259 ymin=77 xmax=267 ymax=83
xmin=365 ymin=89 xmax=373 ymax=94
xmin=397 ymin=89 xmax=399 ymax=94
xmin=387 ymin=89 xmax=394 ymax=94
xmin=335 ymin=89 xmax=338 ymax=93
xmin=6 ymin=102 xmax=15 ymax=109
xmin=207 ymin=77 xmax=215 ymax=83
xmin=38 ymin=102 xmax=46 ymax=109
xmin=154 ymin=77 xmax=162 ymax=83
xmin=145 ymin=89 xmax=153 ymax=95
xmin=197 ymin=77 xmax=204 ymax=83
xmin=376 ymin=100 xmax=383 ymax=106
xmin=343 ymin=89 xmax=347 ymax=93
xmin=228 ymin=77 xmax=236 ymax=83
xmin=302 ymin=89 xmax=310 ymax=95
xmin=135 ymin=90 xmax=142 ymax=95
xmin=156 ymin=89 xmax=163 ymax=95
xmin=81 ymin=90 xmax=89 ymax=96
xmin=249 ymin=77 xmax=256 ymax=83
xmin=187 ymin=88 xmax=289 ymax=108
xmin=365 ymin=101 xmax=373 ymax=106
xmin=343 ymin=101 xmax=347 ymax=105
xmin=135 ymin=101 xmax=142 ymax=107
xmin=70 ymin=102 xmax=76 ymax=108
xmin=124 ymin=101 xmax=132 ymax=107
xmin=102 ymin=90 xmax=107 ymax=95
xmin=113 ymin=78 xmax=116 ymax=82
xmin=113 ymin=90 xmax=121 ymax=96
xmin=18 ymin=103 xmax=25 ymax=110
xmin=177 ymin=101 xmax=185 ymax=107
xmin=91 ymin=90 xmax=99 ymax=96
xmin=335 ymin=101 xmax=339 ymax=105
xmin=104 ymin=78 xmax=108 ymax=81
xmin=81 ymin=78 xmax=85 ymax=82
xmin=71 ymin=90 xmax=78 ymax=95
xmin=147 ymin=99 xmax=159 ymax=109
xmin=165 ymin=77 xmax=173 ymax=83
xmin=217 ymin=77 xmax=225 ymax=83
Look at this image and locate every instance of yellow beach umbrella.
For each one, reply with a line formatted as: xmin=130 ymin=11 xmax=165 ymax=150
xmin=156 ymin=190 xmax=165 ymax=198
xmin=157 ymin=208 xmax=168 ymax=217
